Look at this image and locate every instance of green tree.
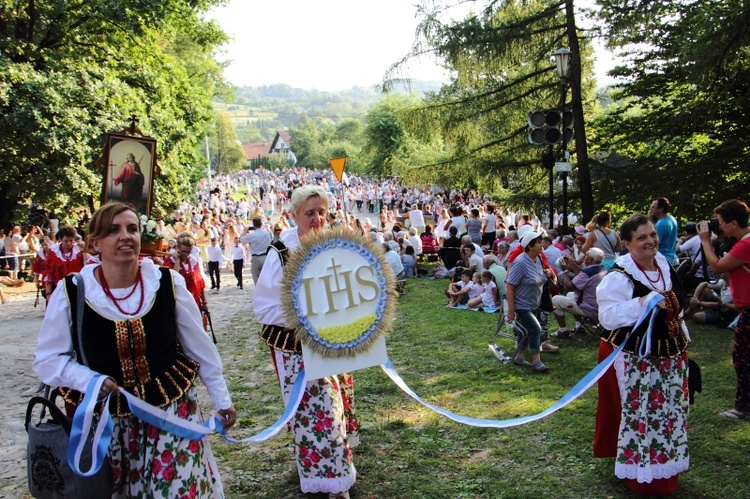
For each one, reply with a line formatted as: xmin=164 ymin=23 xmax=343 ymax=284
xmin=0 ymin=0 xmax=229 ymax=225
xmin=289 ymin=120 xmax=323 ymax=168
xmin=364 ymin=105 xmax=406 ymax=177
xmin=211 ymin=111 xmax=246 ymax=174
xmin=236 ymin=123 xmax=264 ymax=144
xmin=335 ymin=119 xmax=364 ymax=143
xmin=389 ymin=0 xmax=597 ymax=220
xmin=592 ymin=0 xmax=750 ymax=220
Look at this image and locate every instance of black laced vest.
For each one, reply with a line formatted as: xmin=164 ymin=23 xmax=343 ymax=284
xmin=61 ymin=268 xmax=200 ymax=416
xmin=600 ymin=263 xmax=689 ymax=359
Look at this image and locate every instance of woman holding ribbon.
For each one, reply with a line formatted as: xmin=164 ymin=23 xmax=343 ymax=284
xmin=253 ymin=184 xmax=358 ymax=499
xmin=594 ymin=213 xmax=690 ymax=494
xmin=33 ymin=202 xmax=236 ymax=498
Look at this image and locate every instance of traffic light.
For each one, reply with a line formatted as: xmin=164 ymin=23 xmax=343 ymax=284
xmin=562 ymin=110 xmax=574 ymax=144
xmin=528 ymin=110 xmax=573 ymax=145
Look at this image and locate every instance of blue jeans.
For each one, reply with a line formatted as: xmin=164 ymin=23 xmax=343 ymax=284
xmin=516 ymin=309 xmax=542 ymax=355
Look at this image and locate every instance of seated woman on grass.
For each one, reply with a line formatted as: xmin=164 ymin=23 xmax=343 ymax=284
xmin=402 ymin=245 xmax=417 ymax=277
xmin=445 ymin=269 xmax=473 ymax=307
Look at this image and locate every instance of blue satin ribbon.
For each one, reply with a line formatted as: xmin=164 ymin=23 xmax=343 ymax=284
xmin=68 ymin=369 xmax=308 ymax=476
xmin=68 ymin=294 xmax=664 ymax=477
xmin=381 ymin=293 xmax=664 ymax=428
xmin=67 ymin=376 xmax=113 ymax=476
xmin=210 ymin=367 xmax=307 ymax=443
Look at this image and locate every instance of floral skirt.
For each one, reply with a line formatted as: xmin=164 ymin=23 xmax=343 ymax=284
xmin=274 ymin=349 xmax=358 ymax=494
xmin=613 ymin=351 xmax=690 ymax=483
xmin=109 ymin=386 xmax=223 ymax=498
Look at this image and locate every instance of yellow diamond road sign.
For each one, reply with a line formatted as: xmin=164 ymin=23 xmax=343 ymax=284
xmin=329 ymin=157 xmax=347 ymax=182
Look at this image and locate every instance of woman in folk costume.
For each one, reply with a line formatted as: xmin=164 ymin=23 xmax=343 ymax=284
xmin=174 ymin=232 xmax=208 ymax=311
xmin=595 ymin=213 xmax=690 ymax=494
xmin=253 ymin=184 xmax=359 ymax=498
xmin=44 ymin=225 xmax=84 ymax=296
xmin=33 ymin=202 xmax=236 ymax=497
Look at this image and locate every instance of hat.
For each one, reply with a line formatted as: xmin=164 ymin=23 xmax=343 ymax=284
xmin=517 ymin=224 xmax=534 ymax=239
xmin=574 ymin=225 xmax=586 ymax=235
xmin=520 ymin=229 xmax=545 ymax=248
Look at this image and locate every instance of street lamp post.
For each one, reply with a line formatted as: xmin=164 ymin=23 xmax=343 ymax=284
xmin=552 ymin=47 xmax=571 ymax=234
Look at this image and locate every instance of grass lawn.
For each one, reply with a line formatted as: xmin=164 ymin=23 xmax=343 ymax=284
xmin=211 ymin=276 xmax=750 ymax=498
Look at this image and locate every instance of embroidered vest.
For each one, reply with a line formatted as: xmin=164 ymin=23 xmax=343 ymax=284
xmin=600 ymin=264 xmax=689 ymax=359
xmin=61 ymin=268 xmax=200 ymax=416
xmin=259 ymin=240 xmax=302 ymax=353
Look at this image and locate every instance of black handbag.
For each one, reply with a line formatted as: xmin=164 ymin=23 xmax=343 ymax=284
xmin=540 ymin=280 xmax=554 ymax=313
xmin=25 ymin=391 xmax=113 ymax=498
xmin=26 ymin=272 xmax=113 ymax=498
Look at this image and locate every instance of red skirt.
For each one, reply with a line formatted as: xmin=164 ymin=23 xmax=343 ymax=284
xmin=594 ymin=341 xmax=680 ymax=495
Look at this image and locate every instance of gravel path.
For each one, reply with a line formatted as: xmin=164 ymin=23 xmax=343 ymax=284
xmin=0 ymin=268 xmax=257 ymax=499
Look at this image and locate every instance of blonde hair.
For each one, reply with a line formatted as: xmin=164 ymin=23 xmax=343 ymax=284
xmin=177 ymin=232 xmax=196 ymax=248
xmin=289 ymin=185 xmax=329 ymax=215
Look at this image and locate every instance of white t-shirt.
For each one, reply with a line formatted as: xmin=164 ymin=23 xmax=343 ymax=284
xmin=483 ymin=214 xmax=497 ymax=233
xmin=408 ymin=209 xmax=425 ymax=229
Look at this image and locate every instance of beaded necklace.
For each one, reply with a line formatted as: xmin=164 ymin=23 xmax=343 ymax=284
xmin=60 ymin=247 xmax=75 ymax=262
xmin=98 ymin=266 xmax=144 ymax=316
xmin=633 ymin=258 xmax=665 ymax=290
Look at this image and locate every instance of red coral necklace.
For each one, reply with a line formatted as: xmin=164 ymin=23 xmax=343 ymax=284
xmin=98 ymin=266 xmax=144 ymax=316
xmin=633 ymin=258 xmax=665 ymax=290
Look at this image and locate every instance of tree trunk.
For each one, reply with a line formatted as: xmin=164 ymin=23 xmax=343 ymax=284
xmin=0 ymin=181 xmax=20 ymax=229
xmin=565 ymin=0 xmax=594 ymax=223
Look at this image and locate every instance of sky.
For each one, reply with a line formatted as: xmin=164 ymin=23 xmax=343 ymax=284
xmin=206 ymin=0 xmax=616 ymax=92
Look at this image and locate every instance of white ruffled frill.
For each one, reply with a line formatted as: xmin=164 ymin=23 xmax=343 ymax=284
xmin=614 ymin=252 xmax=672 ymax=291
xmin=73 ymin=258 xmax=162 ymax=319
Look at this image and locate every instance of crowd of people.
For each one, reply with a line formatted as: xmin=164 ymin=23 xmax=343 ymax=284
xmin=11 ymin=162 xmax=748 ymax=497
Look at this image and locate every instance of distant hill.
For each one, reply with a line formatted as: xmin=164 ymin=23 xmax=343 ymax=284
xmin=213 ymin=81 xmax=444 ymax=142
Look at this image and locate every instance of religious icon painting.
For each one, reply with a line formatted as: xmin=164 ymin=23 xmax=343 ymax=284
xmin=100 ymin=133 xmax=157 ymax=217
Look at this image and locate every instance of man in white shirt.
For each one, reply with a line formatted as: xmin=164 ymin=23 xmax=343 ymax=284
xmin=542 ymin=236 xmax=564 ymax=274
xmin=677 ymin=222 xmax=701 ymax=263
xmin=240 ymin=217 xmax=273 ymax=286
xmin=230 ymin=236 xmax=246 ymax=289
xmin=383 ymin=243 xmax=404 ymax=278
xmin=407 ymin=227 xmax=423 ymax=256
xmin=408 ymin=204 xmax=426 ymax=234
xmin=206 ymin=238 xmax=224 ymax=291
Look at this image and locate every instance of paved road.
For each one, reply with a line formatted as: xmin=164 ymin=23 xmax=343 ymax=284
xmin=0 ymin=283 xmax=47 ymax=498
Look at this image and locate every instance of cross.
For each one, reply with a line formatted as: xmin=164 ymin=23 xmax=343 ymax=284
xmin=327 ymin=258 xmax=343 ymax=289
xmin=128 ymin=115 xmax=140 ymax=134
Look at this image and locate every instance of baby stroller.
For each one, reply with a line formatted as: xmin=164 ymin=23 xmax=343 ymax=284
xmin=488 ymin=298 xmax=528 ymax=364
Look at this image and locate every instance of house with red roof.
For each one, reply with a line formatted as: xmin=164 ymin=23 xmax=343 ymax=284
xmin=242 ymin=131 xmax=296 ymax=168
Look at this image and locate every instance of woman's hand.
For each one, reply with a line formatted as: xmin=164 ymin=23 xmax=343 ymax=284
xmin=217 ymin=406 xmax=237 ymax=429
xmin=98 ymin=377 xmax=119 ymax=400
xmin=543 ymin=267 xmax=556 ymax=284
xmin=697 ymin=221 xmax=711 ymax=241
xmin=639 ymin=294 xmax=667 ymax=309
